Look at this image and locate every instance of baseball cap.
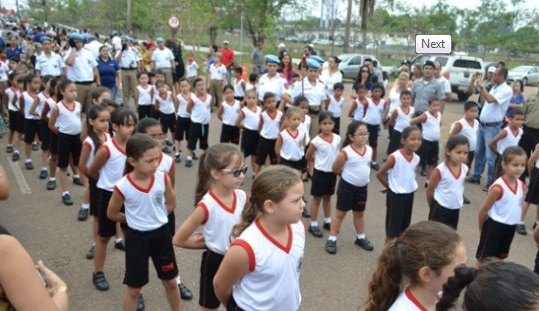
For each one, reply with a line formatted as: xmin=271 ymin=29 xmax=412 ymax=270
xmin=223 ymin=40 xmax=230 ymax=45
xmin=265 ymin=55 xmax=280 ymax=64
xmin=306 ymin=58 xmax=321 ymax=69
xmin=156 ymin=37 xmax=164 ymax=43
xmin=278 ymin=43 xmax=286 ymax=48
xmin=488 ymin=66 xmax=496 ymax=73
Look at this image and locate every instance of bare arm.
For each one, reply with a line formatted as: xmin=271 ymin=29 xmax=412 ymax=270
xmin=331 ymin=150 xmax=346 ymax=175
xmin=449 ymin=122 xmax=463 ymax=136
xmin=0 ymin=164 xmax=10 ymax=200
xmin=48 ymin=106 xmax=59 ymax=134
xmin=274 ymin=135 xmax=283 ymax=164
xmin=478 ymin=186 xmax=501 ymax=231
xmin=488 ymin=131 xmax=506 ymax=156
xmin=528 ymin=147 xmax=539 ymax=175
xmin=172 ymin=206 xmax=207 ymax=249
xmin=217 ymin=103 xmax=224 ymax=121
xmin=164 ymin=175 xmax=176 ymax=214
xmin=214 ymin=244 xmax=251 ymax=306
xmin=88 ymin=147 xmax=108 ymax=180
xmin=426 ymin=168 xmax=441 ymax=208
xmin=376 ymin=155 xmax=395 ymax=191
xmin=64 ymin=48 xmax=76 ymax=66
xmin=107 ymin=189 xmax=126 ymax=223
xmin=235 ymin=110 xmax=245 ymax=128
xmin=78 ymin=143 xmax=92 ymax=177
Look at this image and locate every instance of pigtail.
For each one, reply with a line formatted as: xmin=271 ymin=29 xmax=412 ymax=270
xmin=436 ymin=266 xmax=478 ymax=311
xmin=365 ymin=239 xmax=403 ymax=311
xmin=231 ymin=198 xmax=259 ymax=239
xmin=194 ymin=152 xmax=210 ymax=204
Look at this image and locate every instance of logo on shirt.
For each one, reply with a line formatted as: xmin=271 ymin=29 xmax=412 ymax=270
xmin=154 ymin=190 xmax=164 ymax=206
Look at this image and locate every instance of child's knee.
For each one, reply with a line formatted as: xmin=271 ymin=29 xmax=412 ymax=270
xmin=162 ymin=278 xmax=178 ymax=290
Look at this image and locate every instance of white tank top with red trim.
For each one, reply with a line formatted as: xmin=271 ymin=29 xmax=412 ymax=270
xmin=341 ymin=144 xmax=372 ymax=187
xmin=488 ymin=177 xmax=525 ymax=225
xmin=240 ymin=106 xmax=261 ymax=131
xmin=221 ymin=100 xmax=241 ymax=126
xmin=388 ymin=287 xmax=428 ymax=311
xmin=97 ymin=138 xmax=126 ymax=191
xmin=279 ymin=129 xmax=305 ymax=161
xmin=83 ymin=133 xmax=111 ymax=168
xmin=155 ymin=91 xmax=175 ymax=114
xmin=56 ymin=101 xmax=82 ymax=135
xmin=260 ymin=110 xmax=282 ymax=139
xmin=388 ymin=150 xmax=420 ymax=194
xmin=157 ymin=152 xmax=174 ymax=175
xmin=433 ymin=162 xmax=468 ymax=209
xmin=309 ymin=133 xmax=341 ymax=172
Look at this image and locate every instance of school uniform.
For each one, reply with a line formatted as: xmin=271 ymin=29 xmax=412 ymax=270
xmin=114 ymin=171 xmax=178 ymax=287
xmin=429 ymin=162 xmax=468 ymax=229
xmin=228 ymin=219 xmax=305 ymax=311
xmin=55 ymin=101 xmax=82 ymax=169
xmin=351 ymin=99 xmax=366 ymax=122
xmin=155 ymin=91 xmax=176 ymax=134
xmin=198 ymin=189 xmax=247 ymax=309
xmin=336 ymin=145 xmax=372 ymax=212
xmin=388 ymin=287 xmax=428 ymax=311
xmin=156 ymin=152 xmax=176 ymax=233
xmin=387 ymin=106 xmax=415 ymax=155
xmin=363 ymin=98 xmax=385 ymax=148
xmin=278 ymin=129 xmax=305 ymax=171
xmin=43 ymin=95 xmax=59 ymax=155
xmin=299 ymin=114 xmax=312 ymax=146
xmin=526 ymin=145 xmax=539 ymax=205
xmin=308 ymin=134 xmax=340 ymax=197
xmin=234 ymin=78 xmax=245 ymax=101
xmin=175 ymin=93 xmax=191 ymax=142
xmin=220 ymin=100 xmax=241 ymax=144
xmin=188 ymin=93 xmax=212 ymax=151
xmin=494 ymin=127 xmax=523 ymax=178
xmin=82 ymin=133 xmax=110 ymax=216
xmin=256 ymin=73 xmax=287 ymax=103
xmin=186 ymin=61 xmax=199 ymax=82
xmin=5 ymin=87 xmax=23 ymax=134
xmin=454 ymin=117 xmax=479 ymax=166
xmin=136 ymin=85 xmax=154 ymax=120
xmin=37 ymin=92 xmax=53 ymax=151
xmin=21 ymin=91 xmax=43 ymax=145
xmin=256 ymin=110 xmax=282 ymax=166
xmin=476 ymin=176 xmax=525 ymax=260
xmin=327 ymin=95 xmax=343 ymax=134
xmin=240 ymin=106 xmax=261 ymax=157
xmin=96 ymin=138 xmax=126 ymax=238
xmin=386 ymin=150 xmax=420 ymax=238
xmin=418 ymin=111 xmax=441 ymax=166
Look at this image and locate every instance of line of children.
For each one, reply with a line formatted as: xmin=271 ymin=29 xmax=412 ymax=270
xmin=5 ymin=73 xmax=23 ymax=161
xmin=217 ymin=85 xmax=241 ymax=144
xmin=20 ymin=74 xmax=43 ymax=171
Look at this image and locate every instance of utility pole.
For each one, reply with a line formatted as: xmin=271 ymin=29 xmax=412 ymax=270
xmin=127 ymin=0 xmax=132 ymax=31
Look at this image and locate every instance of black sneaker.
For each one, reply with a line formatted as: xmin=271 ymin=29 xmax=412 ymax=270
xmin=308 ymin=225 xmax=323 ymax=238
xmin=178 ymin=283 xmax=193 ymax=300
xmin=25 ymin=161 xmax=34 ymax=170
xmin=465 ymin=176 xmax=480 ymax=184
xmin=420 ymin=166 xmax=427 ymax=177
xmin=47 ymin=179 xmax=56 ymax=190
xmin=185 ymin=158 xmax=192 ymax=167
xmin=323 ymin=222 xmax=331 ymax=231
xmin=32 ymin=142 xmax=39 ymax=151
xmin=482 ymin=185 xmax=489 ymax=192
xmin=175 ymin=154 xmax=181 ymax=163
xmin=11 ymin=152 xmax=19 ymax=162
xmin=326 ymin=239 xmax=337 ymax=254
xmin=355 ymin=237 xmax=374 ymax=251
xmin=162 ymin=146 xmax=171 ymax=154
xmin=114 ymin=239 xmax=125 ymax=251
xmin=370 ymin=163 xmax=379 ymax=171
xmin=62 ymin=193 xmax=73 ymax=205
xmin=78 ymin=208 xmax=89 ymax=221
xmin=86 ymin=245 xmax=95 ymax=259
xmin=73 ymin=176 xmax=83 ymax=186
xmin=92 ymin=271 xmax=109 ymax=291
xmin=39 ymin=168 xmax=48 ymax=179
xmin=463 ymin=195 xmax=471 ymax=205
xmin=302 ymin=208 xmax=310 ymax=218
xmin=165 ymin=139 xmax=173 ymax=147
xmin=136 ymin=294 xmax=145 ymax=311
xmin=192 ymin=153 xmax=199 ymax=160
xmin=5 ymin=145 xmax=13 ymax=153
xmin=516 ymin=223 xmax=527 ymax=235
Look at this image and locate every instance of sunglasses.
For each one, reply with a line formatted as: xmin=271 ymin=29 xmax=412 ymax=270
xmin=361 ymin=70 xmax=369 ymax=73
xmin=221 ymin=165 xmax=248 ymax=177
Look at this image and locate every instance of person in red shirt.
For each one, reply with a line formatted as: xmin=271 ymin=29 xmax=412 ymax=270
xmin=221 ymin=40 xmax=235 ymax=84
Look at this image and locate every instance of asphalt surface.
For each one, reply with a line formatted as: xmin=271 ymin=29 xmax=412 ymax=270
xmin=1 ymin=85 xmax=537 ymax=311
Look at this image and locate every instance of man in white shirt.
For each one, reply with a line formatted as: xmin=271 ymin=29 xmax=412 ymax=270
xmin=84 ymin=34 xmax=103 ymax=60
xmin=151 ymin=37 xmax=175 ymax=91
xmin=35 ymin=36 xmax=65 ymax=78
xmin=116 ymin=35 xmax=140 ymax=107
xmin=64 ymin=33 xmax=100 ymax=112
xmin=111 ymin=30 xmax=122 ymax=54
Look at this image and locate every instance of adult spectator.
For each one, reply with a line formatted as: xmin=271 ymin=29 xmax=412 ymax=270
xmin=205 ymin=44 xmax=218 ymax=72
xmin=0 ymin=226 xmax=69 ymax=311
xmin=35 ymin=36 xmax=64 ymax=78
xmin=411 ymin=61 xmax=443 ymax=115
xmin=371 ymin=60 xmax=383 ymax=85
xmin=412 ymin=64 xmax=423 ymax=82
xmin=353 ymin=64 xmax=373 ymax=92
xmin=151 ymin=37 xmax=175 ymax=91
xmin=167 ymin=39 xmax=185 ymax=90
xmin=519 ymin=83 xmax=539 ymax=169
xmin=0 ymin=36 xmax=5 ymax=50
xmin=83 ymin=33 xmax=102 ymax=60
xmin=115 ymin=36 xmax=139 ymax=106
xmin=277 ymin=43 xmax=287 ymax=61
xmin=110 ymin=30 xmax=121 ymax=54
xmin=469 ymin=67 xmax=512 ymax=190
xmin=279 ymin=53 xmax=296 ymax=88
xmin=434 ymin=61 xmax=452 ymax=102
xmin=256 ymin=55 xmax=287 ymax=105
xmin=5 ymin=34 xmax=24 ymax=62
xmin=221 ymin=40 xmax=235 ymax=84
xmin=97 ymin=45 xmax=120 ymax=100
xmin=507 ymin=80 xmax=525 ymax=117
xmin=64 ymin=33 xmax=100 ymax=112
xmin=320 ymin=56 xmax=342 ymax=96
xmin=289 ymin=57 xmax=327 ymax=113
xmin=298 ymin=45 xmax=314 ymax=73
xmin=207 ymin=55 xmax=227 ymax=109
xmin=251 ymin=41 xmax=264 ymax=75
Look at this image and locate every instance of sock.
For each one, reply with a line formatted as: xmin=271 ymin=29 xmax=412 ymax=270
xmin=62 ymin=191 xmax=69 ymax=196
xmin=324 ymin=217 xmax=331 ymax=224
xmin=7 ymin=144 xmax=12 ymax=147
xmin=310 ymin=221 xmax=318 ymax=227
xmin=175 ymin=152 xmax=180 ymax=157
xmin=176 ymin=275 xmax=182 ymax=284
xmin=81 ymin=203 xmax=90 ymax=210
xmin=115 ymin=237 xmax=123 ymax=243
xmin=187 ymin=156 xmax=192 ymax=161
xmin=14 ymin=150 xmax=19 ymax=154
xmin=357 ymin=233 xmax=366 ymax=240
xmin=328 ymin=235 xmax=337 ymax=242
xmin=25 ymin=159 xmax=32 ymax=163
xmin=49 ymin=177 xmax=56 ymax=181
xmin=41 ymin=167 xmax=48 ymax=171
xmin=372 ymin=161 xmax=378 ymax=165
xmin=73 ymin=174 xmax=80 ymax=179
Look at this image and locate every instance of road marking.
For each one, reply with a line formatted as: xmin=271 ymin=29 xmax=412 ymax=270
xmin=6 ymin=157 xmax=32 ymax=195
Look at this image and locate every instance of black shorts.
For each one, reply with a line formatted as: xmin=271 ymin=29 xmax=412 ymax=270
xmin=366 ymin=124 xmax=380 ymax=149
xmin=15 ymin=111 xmax=24 ymax=133
xmin=429 ymin=200 xmax=460 ymax=229
xmin=336 ymin=178 xmax=367 ymax=212
xmin=199 ymin=250 xmax=224 ymax=309
xmin=526 ymin=167 xmax=539 ymax=204
xmin=160 ymin=112 xmax=176 ymax=134
xmin=256 ymin=137 xmax=277 ymax=166
xmin=387 ymin=130 xmax=402 ymax=155
xmin=332 ymin=117 xmax=340 ymax=135
xmin=241 ymin=129 xmax=259 ymax=157
xmin=49 ymin=132 xmax=59 ymax=155
xmin=97 ymin=188 xmax=118 ymax=238
xmin=137 ymin=105 xmax=153 ymax=121
xmin=227 ymin=296 xmax=246 ymax=311
xmin=174 ymin=116 xmax=191 ymax=141
xmin=220 ymin=124 xmax=240 ymax=144
xmin=39 ymin=121 xmax=50 ymax=151
xmin=280 ymin=157 xmax=304 ymax=171
xmin=419 ymin=139 xmax=439 ymax=166
xmin=124 ymin=225 xmax=178 ymax=288
xmin=8 ymin=110 xmax=22 ymax=132
xmin=57 ymin=133 xmax=82 ymax=169
xmin=311 ymin=169 xmax=337 ymax=197
xmin=24 ymin=119 xmax=40 ymax=144
xmin=476 ymin=217 xmax=516 ymax=260
xmin=89 ymin=178 xmax=99 ymax=216
xmin=167 ymin=212 xmax=175 ymax=234
xmin=187 ymin=122 xmax=209 ymax=151
xmin=385 ymin=190 xmax=414 ymax=238
xmin=467 ymin=150 xmax=475 ymax=168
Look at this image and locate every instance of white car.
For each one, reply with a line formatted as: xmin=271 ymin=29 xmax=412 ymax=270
xmin=508 ymin=66 xmax=539 ymax=86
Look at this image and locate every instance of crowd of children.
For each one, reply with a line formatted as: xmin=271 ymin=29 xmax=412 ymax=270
xmin=3 ymin=38 xmax=539 ymax=310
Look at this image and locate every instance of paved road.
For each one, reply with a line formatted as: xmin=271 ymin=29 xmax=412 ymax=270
xmin=1 ymin=86 xmax=537 ymax=311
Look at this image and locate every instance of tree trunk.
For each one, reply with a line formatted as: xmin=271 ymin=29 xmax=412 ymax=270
xmin=343 ymin=0 xmax=353 ymax=53
xmin=209 ymin=25 xmax=217 ymax=46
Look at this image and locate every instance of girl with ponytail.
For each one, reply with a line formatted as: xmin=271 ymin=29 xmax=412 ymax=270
xmin=214 ymin=165 xmax=305 ymax=311
xmin=366 ymin=221 xmax=466 ymax=311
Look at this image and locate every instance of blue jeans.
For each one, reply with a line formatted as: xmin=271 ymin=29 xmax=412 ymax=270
xmin=472 ymin=123 xmax=501 ymax=186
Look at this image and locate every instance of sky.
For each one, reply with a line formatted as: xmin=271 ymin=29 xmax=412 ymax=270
xmin=406 ymin=0 xmax=538 ymax=10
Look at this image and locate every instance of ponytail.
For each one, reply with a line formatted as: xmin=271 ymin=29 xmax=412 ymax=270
xmin=365 ymin=239 xmax=403 ymax=311
xmin=436 ymin=266 xmax=477 ymax=311
xmin=195 ymin=151 xmax=211 ymax=204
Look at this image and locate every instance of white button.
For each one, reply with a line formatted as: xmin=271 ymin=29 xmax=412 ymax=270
xmin=415 ymin=35 xmax=452 ymax=54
